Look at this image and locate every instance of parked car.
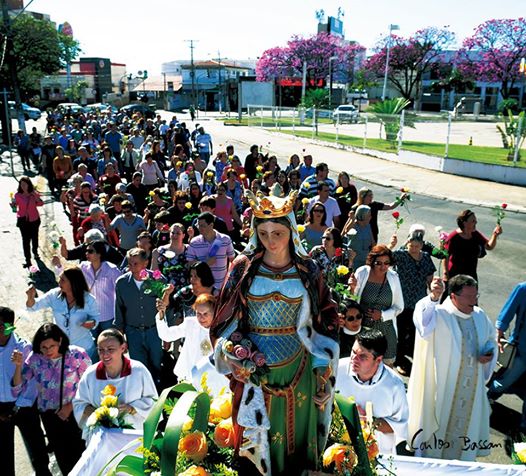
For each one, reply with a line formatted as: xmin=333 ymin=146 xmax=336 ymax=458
xmin=57 ymin=102 xmax=85 ymax=114
xmin=8 ymin=101 xmax=42 ymax=121
xmin=84 ymin=103 xmax=118 ymax=114
xmin=332 ymin=104 xmax=360 ymax=124
xmin=304 ymin=108 xmax=332 ymax=119
xmin=119 ymin=103 xmax=156 ymax=119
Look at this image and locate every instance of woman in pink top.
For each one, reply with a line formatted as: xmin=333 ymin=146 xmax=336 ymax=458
xmin=15 ymin=176 xmax=44 ymax=268
xmin=214 ymin=183 xmax=242 ymax=232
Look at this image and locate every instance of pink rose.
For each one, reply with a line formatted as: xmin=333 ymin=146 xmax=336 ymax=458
xmin=152 ymin=269 xmax=163 ymax=280
xmin=233 ymin=345 xmax=249 ymax=360
xmin=230 ymin=331 xmax=243 ymax=343
xmin=251 ymin=352 xmax=266 ymax=367
xmin=139 ymin=269 xmax=149 ymax=280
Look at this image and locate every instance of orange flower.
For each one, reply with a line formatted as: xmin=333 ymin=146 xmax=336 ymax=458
xmin=322 ymin=443 xmax=357 ymax=472
xmin=178 ymin=431 xmax=208 ymax=462
xmin=101 ymin=384 xmax=117 ymax=396
xmin=367 ymin=440 xmax=379 ymax=460
xmin=178 ymin=465 xmax=211 ymax=476
xmin=209 ymin=393 xmax=232 ymax=423
xmin=213 ymin=418 xmax=235 ymax=448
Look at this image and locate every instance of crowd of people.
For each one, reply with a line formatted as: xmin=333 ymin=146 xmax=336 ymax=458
xmin=3 ymin=105 xmax=524 ymax=475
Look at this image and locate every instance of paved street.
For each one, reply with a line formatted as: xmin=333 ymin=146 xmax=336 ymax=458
xmin=2 ymin=111 xmax=525 ymax=472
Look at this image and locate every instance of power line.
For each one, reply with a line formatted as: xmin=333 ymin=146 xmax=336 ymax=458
xmin=184 ymin=39 xmax=198 ymax=107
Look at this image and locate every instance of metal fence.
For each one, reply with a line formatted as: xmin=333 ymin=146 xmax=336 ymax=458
xmin=246 ymin=105 xmax=525 ymax=165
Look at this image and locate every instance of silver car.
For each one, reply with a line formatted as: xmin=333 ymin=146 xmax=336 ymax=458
xmin=8 ymin=101 xmax=42 ymax=121
xmin=332 ymin=104 xmax=359 ymax=124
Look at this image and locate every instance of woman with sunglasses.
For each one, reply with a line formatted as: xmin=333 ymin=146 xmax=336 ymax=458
xmin=151 ymin=223 xmax=189 ymax=288
xmin=11 ymin=323 xmax=91 ymax=475
xmin=310 ymin=227 xmax=348 ymax=279
xmin=349 ymin=245 xmax=403 ymax=367
xmin=338 ymin=299 xmax=365 ymax=358
xmin=25 ymin=267 xmax=100 ymax=360
xmin=301 ymin=201 xmax=328 ymax=251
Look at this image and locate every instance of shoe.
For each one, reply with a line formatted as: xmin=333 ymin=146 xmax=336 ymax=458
xmin=33 ymin=252 xmax=40 ymax=260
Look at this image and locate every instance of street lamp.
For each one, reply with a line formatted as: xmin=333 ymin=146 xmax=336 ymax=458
xmin=328 ymin=56 xmax=338 ymax=108
xmin=381 ymin=24 xmax=400 ymax=101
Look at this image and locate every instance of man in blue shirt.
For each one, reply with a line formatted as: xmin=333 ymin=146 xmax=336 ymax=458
xmin=0 ymin=307 xmax=51 ymax=476
xmin=104 ymin=122 xmax=123 ymax=171
xmin=488 ymin=282 xmax=526 ymax=432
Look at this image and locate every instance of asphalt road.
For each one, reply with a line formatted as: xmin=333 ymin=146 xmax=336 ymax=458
xmin=2 ymin=112 xmax=524 ymax=473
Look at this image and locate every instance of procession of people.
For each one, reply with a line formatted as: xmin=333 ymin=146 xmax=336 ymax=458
xmin=3 ymin=105 xmax=524 ymax=476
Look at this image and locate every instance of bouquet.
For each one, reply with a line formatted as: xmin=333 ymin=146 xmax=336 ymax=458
xmin=493 ymin=203 xmax=507 ymax=225
xmin=9 ymin=192 xmax=17 ymax=213
xmin=85 ymin=384 xmax=134 ymax=430
xmin=139 ymin=269 xmax=169 ymax=298
xmin=221 ymin=333 xmax=269 ymax=386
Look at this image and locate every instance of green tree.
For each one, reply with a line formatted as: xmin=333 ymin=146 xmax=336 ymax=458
xmin=303 ymin=89 xmax=329 ymax=135
xmin=0 ymin=15 xmax=81 ymax=98
xmin=64 ymin=80 xmax=88 ymax=102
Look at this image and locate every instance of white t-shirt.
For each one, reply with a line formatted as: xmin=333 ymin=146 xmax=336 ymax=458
xmin=307 ymin=196 xmax=341 ymax=227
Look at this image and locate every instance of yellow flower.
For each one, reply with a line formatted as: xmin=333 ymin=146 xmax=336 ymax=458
xmin=514 ymin=443 xmax=526 ymax=463
xmin=297 ymin=224 xmax=305 ymax=233
xmin=303 ymin=182 xmax=310 ymax=189
xmin=301 ymin=198 xmax=309 ymax=206
xmin=239 ymin=174 xmax=246 ymax=180
xmin=336 ymin=265 xmax=350 ymax=276
xmin=149 ymin=191 xmax=155 ymax=197
xmin=179 ymin=466 xmax=211 ymax=476
xmin=94 ymin=406 xmax=111 ymax=420
xmin=185 ymin=202 xmax=193 ymax=209
xmin=182 ymin=416 xmax=194 ymax=433
xmin=9 ymin=192 xmax=14 ymax=199
xmin=100 ymin=395 xmax=118 ymax=407
xmin=177 ymin=161 xmax=183 ymax=167
xmin=336 ymin=186 xmax=344 ymax=194
xmin=102 ymin=384 xmax=117 ymax=396
xmin=256 ymin=166 xmax=263 ymax=172
xmin=322 ymin=443 xmax=357 ymax=472
xmin=213 ymin=418 xmax=235 ymax=448
xmin=209 ymin=393 xmax=232 ymax=423
xmin=178 ymin=431 xmax=208 ymax=462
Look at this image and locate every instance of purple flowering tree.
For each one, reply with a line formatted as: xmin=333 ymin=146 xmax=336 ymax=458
xmin=256 ymin=33 xmax=365 ymax=86
xmin=364 ymin=27 xmax=455 ymax=102
xmin=455 ymin=18 xmax=526 ymax=100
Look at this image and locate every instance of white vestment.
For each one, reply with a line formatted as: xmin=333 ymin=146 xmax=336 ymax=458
xmin=407 ymin=296 xmax=498 ymax=461
xmin=156 ymin=315 xmax=229 ymax=396
xmin=336 ymin=360 xmax=409 ymax=454
xmin=73 ymin=359 xmax=158 ymax=441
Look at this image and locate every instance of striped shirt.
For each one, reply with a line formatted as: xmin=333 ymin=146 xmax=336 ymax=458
xmin=299 ymin=176 xmax=336 ymax=199
xmin=80 ymin=261 xmax=123 ymax=322
xmin=187 ymin=232 xmax=235 ymax=289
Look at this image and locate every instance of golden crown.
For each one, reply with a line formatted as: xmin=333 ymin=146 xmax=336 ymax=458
xmin=246 ymin=189 xmax=298 ymax=219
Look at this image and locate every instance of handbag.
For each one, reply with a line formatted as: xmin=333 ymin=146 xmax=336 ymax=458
xmin=496 ymin=339 xmax=517 ymax=370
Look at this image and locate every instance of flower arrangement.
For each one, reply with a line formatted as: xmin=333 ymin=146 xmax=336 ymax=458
xmin=86 ymin=384 xmax=134 ymax=430
xmin=392 ymin=211 xmax=403 ymax=230
xmin=493 ymin=203 xmax=507 ymax=225
xmin=139 ymin=269 xmax=169 ymax=298
xmin=105 ymin=382 xmax=239 ymax=476
xmin=221 ymin=333 xmax=269 ymax=385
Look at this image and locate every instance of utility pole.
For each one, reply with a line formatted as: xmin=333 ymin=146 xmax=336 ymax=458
xmin=185 ymin=39 xmax=198 ymax=108
xmin=216 ymin=50 xmax=222 ymax=114
xmin=1 ymin=0 xmax=26 ymax=136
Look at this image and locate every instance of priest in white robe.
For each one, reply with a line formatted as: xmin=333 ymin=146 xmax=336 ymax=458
xmin=407 ymin=275 xmax=498 ymax=461
xmin=336 ymin=329 xmax=409 ymax=454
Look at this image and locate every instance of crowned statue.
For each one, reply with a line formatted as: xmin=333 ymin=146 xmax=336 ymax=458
xmin=210 ymin=186 xmax=340 ymax=475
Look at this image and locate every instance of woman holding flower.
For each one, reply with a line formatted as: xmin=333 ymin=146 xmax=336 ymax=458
xmin=11 ymin=323 xmax=91 ymax=475
xmin=347 ymin=205 xmax=375 ymax=270
xmin=310 ymin=227 xmax=350 ymax=280
xmin=151 ymin=223 xmax=189 ymax=287
xmin=73 ymin=328 xmax=157 ymax=440
xmin=14 ymin=176 xmax=44 ymax=268
xmin=211 ymin=190 xmax=339 ymax=475
xmin=335 ymin=171 xmax=358 ymax=221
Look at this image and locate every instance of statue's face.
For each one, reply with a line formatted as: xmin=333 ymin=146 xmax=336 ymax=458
xmin=256 ymin=221 xmax=291 ymax=255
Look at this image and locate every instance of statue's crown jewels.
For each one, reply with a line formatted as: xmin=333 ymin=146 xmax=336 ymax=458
xmin=246 ymin=189 xmax=298 ymax=219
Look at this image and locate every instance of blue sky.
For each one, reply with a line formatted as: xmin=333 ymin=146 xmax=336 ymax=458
xmin=27 ymin=0 xmax=525 ymax=75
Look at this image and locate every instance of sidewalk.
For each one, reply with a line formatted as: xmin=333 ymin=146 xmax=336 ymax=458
xmin=207 ymin=118 xmax=526 ymax=214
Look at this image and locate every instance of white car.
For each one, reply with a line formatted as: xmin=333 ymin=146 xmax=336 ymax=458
xmin=57 ymin=102 xmax=85 ymax=114
xmin=332 ymin=104 xmax=360 ymax=124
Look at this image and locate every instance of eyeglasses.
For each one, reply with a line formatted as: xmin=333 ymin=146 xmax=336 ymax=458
xmin=86 ymin=249 xmax=96 ymax=254
xmin=322 ymin=236 xmax=333 ymax=241
xmin=313 ymin=209 xmax=324 ymax=213
xmin=345 ymin=315 xmax=363 ymax=322
xmin=373 ymin=260 xmax=391 ymax=266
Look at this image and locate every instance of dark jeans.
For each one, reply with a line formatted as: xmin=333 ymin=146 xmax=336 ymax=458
xmin=40 ymin=409 xmax=85 ymax=476
xmin=125 ymin=325 xmax=162 ymax=387
xmin=18 ymin=148 xmax=31 ymax=169
xmin=395 ymin=308 xmax=416 ymax=371
xmin=0 ymin=402 xmax=51 ymax=476
xmin=18 ymin=218 xmax=40 ymax=263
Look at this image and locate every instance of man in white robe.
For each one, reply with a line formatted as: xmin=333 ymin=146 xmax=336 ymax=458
xmin=407 ymin=275 xmax=497 ymax=461
xmin=336 ymin=329 xmax=409 ymax=454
